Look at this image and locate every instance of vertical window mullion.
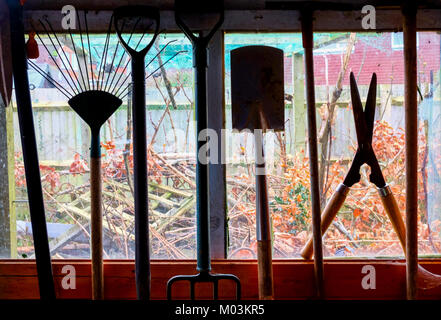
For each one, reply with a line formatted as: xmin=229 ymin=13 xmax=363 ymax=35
xmin=207 ymin=29 xmax=227 ymax=259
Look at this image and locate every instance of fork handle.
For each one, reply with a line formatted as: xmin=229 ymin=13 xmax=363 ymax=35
xmin=300 ymin=184 xmax=349 ymax=260
xmin=378 ymin=185 xmax=406 ymax=252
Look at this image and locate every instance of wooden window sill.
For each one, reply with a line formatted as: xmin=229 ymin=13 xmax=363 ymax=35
xmin=1 ymin=259 xmax=441 ymax=299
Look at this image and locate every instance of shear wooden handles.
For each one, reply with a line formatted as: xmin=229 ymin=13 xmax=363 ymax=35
xmin=300 ymin=184 xmax=349 ymax=260
xmin=90 ymin=157 xmax=103 ymax=300
xmin=300 ymin=184 xmax=406 ymax=260
xmin=257 ymin=240 xmax=274 ymax=300
xmin=378 ymin=186 xmax=407 ymax=251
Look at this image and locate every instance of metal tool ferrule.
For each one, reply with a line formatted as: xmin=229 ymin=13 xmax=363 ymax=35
xmin=377 ymin=185 xmax=392 ymax=197
xmin=336 ymin=183 xmax=350 ymax=195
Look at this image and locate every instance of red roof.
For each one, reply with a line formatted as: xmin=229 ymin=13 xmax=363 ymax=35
xmin=284 ymin=33 xmax=440 ymax=86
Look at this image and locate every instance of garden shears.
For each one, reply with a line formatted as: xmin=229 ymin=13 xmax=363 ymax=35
xmin=301 ymin=72 xmax=406 ymax=259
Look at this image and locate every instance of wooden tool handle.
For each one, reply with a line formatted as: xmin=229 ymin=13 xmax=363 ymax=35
xmin=300 ymin=184 xmax=349 ymax=259
xmin=257 ymin=240 xmax=274 ymax=300
xmin=254 ymin=132 xmax=273 ymax=299
xmin=90 ymin=157 xmax=103 ymax=300
xmin=378 ymin=185 xmax=406 ymax=252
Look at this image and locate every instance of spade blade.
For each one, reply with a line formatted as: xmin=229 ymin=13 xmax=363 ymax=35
xmin=230 ymin=45 xmax=285 ymax=131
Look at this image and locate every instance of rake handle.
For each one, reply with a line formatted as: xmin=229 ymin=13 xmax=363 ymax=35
xmin=90 ymin=155 xmax=103 ymax=300
xmin=378 ymin=185 xmax=407 ymax=251
xmin=301 ymin=184 xmax=349 ymax=260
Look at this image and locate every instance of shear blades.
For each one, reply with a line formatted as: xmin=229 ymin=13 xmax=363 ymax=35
xmin=343 ymin=72 xmax=386 ymax=188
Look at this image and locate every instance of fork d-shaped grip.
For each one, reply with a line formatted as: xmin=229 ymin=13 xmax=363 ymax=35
xmin=174 ymin=0 xmax=224 ymax=46
xmin=113 ymin=5 xmax=160 ymax=57
xmin=301 ymin=184 xmax=349 ymax=260
xmin=378 ymin=185 xmax=407 ymax=251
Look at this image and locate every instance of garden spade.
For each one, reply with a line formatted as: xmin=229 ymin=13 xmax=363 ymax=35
xmin=231 ymin=45 xmax=284 ymax=300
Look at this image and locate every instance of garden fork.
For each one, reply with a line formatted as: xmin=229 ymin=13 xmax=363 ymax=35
xmin=167 ymin=0 xmax=241 ymax=300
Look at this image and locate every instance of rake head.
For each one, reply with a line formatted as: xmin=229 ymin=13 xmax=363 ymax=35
xmin=68 ymin=90 xmax=122 ymax=133
xmin=167 ymin=271 xmax=241 ymax=300
xmin=29 ymin=11 xmax=184 ymax=103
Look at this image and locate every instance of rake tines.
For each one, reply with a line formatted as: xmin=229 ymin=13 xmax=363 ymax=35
xmin=28 ymin=9 xmax=185 ymax=300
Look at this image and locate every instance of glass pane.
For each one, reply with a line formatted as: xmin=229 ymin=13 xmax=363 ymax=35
xmin=8 ymin=33 xmax=196 ymax=259
xmin=225 ymin=32 xmax=441 ymax=259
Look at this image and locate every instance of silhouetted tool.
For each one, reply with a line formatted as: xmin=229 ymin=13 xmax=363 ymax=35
xmin=114 ymin=5 xmax=160 ymax=300
xmin=68 ymin=91 xmax=122 ymax=299
xmin=32 ymin=10 xmax=125 ymax=299
xmin=7 ymin=0 xmax=55 ymax=299
xmin=231 ymin=45 xmax=285 ymax=300
xmin=167 ymin=0 xmax=241 ymax=300
xmin=301 ymin=72 xmax=406 ymax=259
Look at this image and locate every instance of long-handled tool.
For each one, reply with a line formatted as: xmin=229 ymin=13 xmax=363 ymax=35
xmin=65 ymin=15 xmax=123 ymax=301
xmin=113 ymin=5 xmax=160 ymax=300
xmin=6 ymin=0 xmax=55 ymax=300
xmin=301 ymin=72 xmax=441 ymax=291
xmin=402 ymin=2 xmax=419 ymax=300
xmin=31 ymin=9 xmax=180 ymax=298
xmin=230 ymin=45 xmax=284 ymax=300
xmin=167 ymin=0 xmax=241 ymax=300
xmin=30 ymin=10 xmax=153 ymax=299
xmin=30 ymin=11 xmax=124 ymax=299
xmin=300 ymin=7 xmax=325 ymax=299
xmin=300 ymin=73 xmax=407 ymax=258
xmin=69 ymin=93 xmax=122 ymax=300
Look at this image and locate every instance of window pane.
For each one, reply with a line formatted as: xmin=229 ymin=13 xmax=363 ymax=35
xmin=7 ymin=33 xmax=196 ymax=259
xmin=225 ymin=32 xmax=441 ymax=259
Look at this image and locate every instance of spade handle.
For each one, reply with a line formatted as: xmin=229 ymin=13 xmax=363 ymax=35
xmin=254 ymin=129 xmax=274 ymax=300
xmin=257 ymin=240 xmax=274 ymax=300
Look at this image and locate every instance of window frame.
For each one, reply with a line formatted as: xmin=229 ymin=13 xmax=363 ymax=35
xmin=2 ymin=7 xmax=441 ymax=263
